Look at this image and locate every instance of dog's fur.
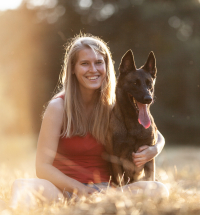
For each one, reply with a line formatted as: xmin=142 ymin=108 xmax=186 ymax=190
xmin=106 ymin=50 xmax=157 ymax=185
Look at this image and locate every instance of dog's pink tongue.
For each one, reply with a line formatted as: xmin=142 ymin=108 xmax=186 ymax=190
xmin=136 ymin=101 xmax=151 ymax=129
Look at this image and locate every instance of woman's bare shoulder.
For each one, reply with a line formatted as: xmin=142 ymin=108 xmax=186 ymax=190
xmin=44 ymin=98 xmax=64 ymax=121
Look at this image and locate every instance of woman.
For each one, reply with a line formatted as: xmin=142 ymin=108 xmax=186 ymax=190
xmin=9 ymin=34 xmax=168 ymax=210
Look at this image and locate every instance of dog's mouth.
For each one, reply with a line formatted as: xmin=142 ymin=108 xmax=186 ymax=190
xmin=128 ymin=93 xmax=151 ymax=129
xmin=128 ymin=93 xmax=139 ymax=113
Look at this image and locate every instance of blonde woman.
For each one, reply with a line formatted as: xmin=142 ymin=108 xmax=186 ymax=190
xmin=7 ymin=34 xmax=168 ymax=210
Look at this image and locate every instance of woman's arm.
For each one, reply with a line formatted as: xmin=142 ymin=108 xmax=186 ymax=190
xmin=132 ymin=130 xmax=165 ymax=167
xmin=36 ymin=98 xmax=96 ymax=196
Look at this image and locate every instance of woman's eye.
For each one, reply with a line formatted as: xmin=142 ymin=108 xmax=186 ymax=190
xmin=96 ymin=61 xmax=103 ymax=64
xmin=81 ymin=62 xmax=88 ymax=65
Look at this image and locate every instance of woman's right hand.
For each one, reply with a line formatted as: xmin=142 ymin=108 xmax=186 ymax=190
xmin=77 ymin=185 xmax=98 ymax=197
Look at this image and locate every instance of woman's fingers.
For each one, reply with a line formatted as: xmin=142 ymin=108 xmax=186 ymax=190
xmin=133 ymin=155 xmax=147 ymax=166
xmin=132 ymin=154 xmax=145 ymax=165
xmin=134 ymin=153 xmax=144 ymax=158
xmin=132 ymin=146 xmax=150 ymax=165
xmin=135 ymin=162 xmax=145 ymax=167
xmin=133 ymin=151 xmax=146 ymax=159
xmin=87 ymin=187 xmax=98 ymax=194
xmin=134 ymin=156 xmax=144 ymax=161
xmin=134 ymin=157 xmax=146 ymax=164
xmin=132 ymin=151 xmax=142 ymax=157
xmin=137 ymin=145 xmax=149 ymax=153
xmin=132 ymin=146 xmax=155 ymax=167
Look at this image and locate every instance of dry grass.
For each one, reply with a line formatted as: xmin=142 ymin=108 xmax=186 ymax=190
xmin=0 ymin=137 xmax=200 ymax=215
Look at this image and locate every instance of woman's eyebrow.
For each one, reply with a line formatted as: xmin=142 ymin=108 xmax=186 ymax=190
xmin=79 ymin=59 xmax=89 ymax=62
xmin=79 ymin=58 xmax=103 ymax=62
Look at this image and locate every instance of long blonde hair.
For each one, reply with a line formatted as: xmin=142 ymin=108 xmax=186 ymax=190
xmin=52 ymin=33 xmax=116 ymax=144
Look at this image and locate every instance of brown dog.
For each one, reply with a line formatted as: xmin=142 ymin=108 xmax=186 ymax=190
xmin=106 ymin=50 xmax=157 ymax=186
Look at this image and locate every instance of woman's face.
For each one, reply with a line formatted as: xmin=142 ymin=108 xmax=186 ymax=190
xmin=74 ymin=48 xmax=106 ymax=95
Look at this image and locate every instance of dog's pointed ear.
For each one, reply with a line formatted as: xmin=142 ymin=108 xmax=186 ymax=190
xmin=142 ymin=51 xmax=157 ymax=78
xmin=119 ymin=50 xmax=136 ymax=73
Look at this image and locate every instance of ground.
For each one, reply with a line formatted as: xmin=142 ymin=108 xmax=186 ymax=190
xmin=0 ymin=136 xmax=200 ymax=214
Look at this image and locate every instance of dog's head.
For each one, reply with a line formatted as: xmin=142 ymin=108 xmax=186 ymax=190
xmin=117 ymin=49 xmax=157 ymax=129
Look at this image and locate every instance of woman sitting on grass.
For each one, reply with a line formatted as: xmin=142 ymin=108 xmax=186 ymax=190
xmin=6 ymin=34 xmax=168 ymax=210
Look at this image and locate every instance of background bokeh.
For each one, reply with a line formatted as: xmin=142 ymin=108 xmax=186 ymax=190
xmin=0 ymin=0 xmax=200 ymax=151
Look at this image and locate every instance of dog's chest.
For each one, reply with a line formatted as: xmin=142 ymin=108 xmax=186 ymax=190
xmin=113 ymin=123 xmax=156 ymax=156
xmin=128 ymin=123 xmax=153 ymax=139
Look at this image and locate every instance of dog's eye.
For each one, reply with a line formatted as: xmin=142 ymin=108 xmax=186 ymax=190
xmin=146 ymin=80 xmax=152 ymax=87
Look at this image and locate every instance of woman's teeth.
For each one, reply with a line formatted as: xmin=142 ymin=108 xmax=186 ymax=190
xmin=87 ymin=76 xmax=99 ymax=80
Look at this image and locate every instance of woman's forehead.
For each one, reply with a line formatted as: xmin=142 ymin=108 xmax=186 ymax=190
xmin=77 ymin=48 xmax=104 ymax=61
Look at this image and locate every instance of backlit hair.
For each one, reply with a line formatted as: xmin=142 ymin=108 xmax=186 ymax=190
xmin=51 ymin=33 xmax=116 ymax=144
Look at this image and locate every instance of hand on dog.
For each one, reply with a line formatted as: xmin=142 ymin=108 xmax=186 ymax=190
xmin=132 ymin=145 xmax=156 ymax=167
xmin=77 ymin=185 xmax=98 ymax=197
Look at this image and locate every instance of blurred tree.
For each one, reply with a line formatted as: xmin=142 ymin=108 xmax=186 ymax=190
xmin=1 ymin=0 xmax=200 ymax=144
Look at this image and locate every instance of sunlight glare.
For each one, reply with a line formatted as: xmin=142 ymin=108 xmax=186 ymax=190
xmin=27 ymin=0 xmax=58 ymax=9
xmin=0 ymin=0 xmax=23 ymax=11
xmin=96 ymin=3 xmax=115 ymax=21
xmin=79 ymin=0 xmax=92 ymax=9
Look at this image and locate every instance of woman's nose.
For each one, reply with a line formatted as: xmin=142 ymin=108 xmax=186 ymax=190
xmin=89 ymin=63 xmax=97 ymax=72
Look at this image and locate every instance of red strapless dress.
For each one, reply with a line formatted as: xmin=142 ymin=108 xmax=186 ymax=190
xmin=53 ymin=133 xmax=110 ymax=183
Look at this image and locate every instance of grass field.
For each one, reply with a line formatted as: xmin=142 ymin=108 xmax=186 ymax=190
xmin=0 ymin=136 xmax=200 ymax=214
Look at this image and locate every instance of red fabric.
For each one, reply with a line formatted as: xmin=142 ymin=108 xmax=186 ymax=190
xmin=53 ymin=94 xmax=110 ymax=183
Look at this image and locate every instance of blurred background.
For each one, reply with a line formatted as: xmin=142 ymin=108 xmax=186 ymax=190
xmin=0 ymin=0 xmax=200 ymax=165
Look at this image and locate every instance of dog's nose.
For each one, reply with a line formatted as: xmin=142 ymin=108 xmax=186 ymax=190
xmin=144 ymin=95 xmax=152 ymax=104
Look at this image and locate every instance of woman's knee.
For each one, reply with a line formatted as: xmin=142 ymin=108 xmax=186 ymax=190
xmin=123 ymin=181 xmax=169 ymax=199
xmin=11 ymin=178 xmax=53 ymax=197
xmin=154 ymin=181 xmax=169 ymax=198
xmin=11 ymin=178 xmax=62 ymax=200
xmin=12 ymin=178 xmax=38 ymax=190
xmin=10 ymin=178 xmax=61 ymax=210
xmin=143 ymin=181 xmax=169 ymax=198
xmin=12 ymin=179 xmax=27 ymax=190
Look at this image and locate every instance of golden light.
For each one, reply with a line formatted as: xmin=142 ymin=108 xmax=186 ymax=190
xmin=0 ymin=0 xmax=23 ymax=11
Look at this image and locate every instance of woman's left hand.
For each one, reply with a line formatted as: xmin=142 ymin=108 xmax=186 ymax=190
xmin=132 ymin=145 xmax=157 ymax=167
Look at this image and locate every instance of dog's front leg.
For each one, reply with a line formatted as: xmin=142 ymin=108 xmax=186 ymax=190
xmin=119 ymin=146 xmax=145 ymax=182
xmin=133 ymin=165 xmax=145 ymax=182
xmin=144 ymin=158 xmax=155 ymax=181
xmin=111 ymin=162 xmax=124 ymax=186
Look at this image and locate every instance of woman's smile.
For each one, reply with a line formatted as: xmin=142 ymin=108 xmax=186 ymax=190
xmin=85 ymin=75 xmax=100 ymax=81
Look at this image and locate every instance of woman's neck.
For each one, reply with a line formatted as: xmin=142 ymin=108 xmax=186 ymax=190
xmin=80 ymin=89 xmax=98 ymax=108
xmin=79 ymin=88 xmax=99 ymax=119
